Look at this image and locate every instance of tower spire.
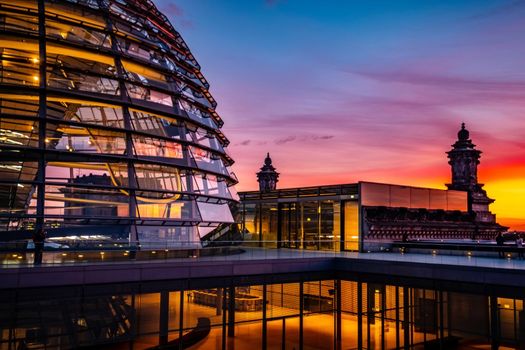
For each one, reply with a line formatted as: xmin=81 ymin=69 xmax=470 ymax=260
xmin=257 ymin=153 xmax=279 ymax=192
xmin=446 ymin=123 xmax=496 ymax=223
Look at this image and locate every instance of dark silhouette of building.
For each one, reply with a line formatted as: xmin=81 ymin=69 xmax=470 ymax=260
xmin=447 ymin=123 xmax=497 ymax=223
xmin=256 ymin=153 xmax=279 ymax=192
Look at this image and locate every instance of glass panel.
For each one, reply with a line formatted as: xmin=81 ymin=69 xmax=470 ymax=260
xmin=0 ymin=117 xmax=39 ymax=148
xmin=410 ymin=188 xmax=430 ymax=209
xmin=390 ymin=186 xmax=411 ymax=208
xmin=75 ymin=104 xmax=125 ymax=128
xmin=46 ymin=2 xmax=106 ymax=30
xmin=46 ymin=19 xmax=111 ymax=49
xmin=47 ymin=123 xmax=126 ymax=154
xmin=197 ymin=202 xmax=234 ymax=223
xmin=320 ymin=200 xmax=340 ymax=251
xmin=48 ymin=68 xmax=120 ymax=95
xmin=129 ymin=109 xmax=181 ymax=138
xmin=137 ymin=226 xmax=199 ymax=249
xmin=447 ymin=191 xmax=468 ymax=211
xmin=44 ymin=184 xmax=129 ymax=220
xmin=360 ymin=182 xmax=388 ymax=207
xmin=344 ymin=201 xmax=359 ymax=251
xmin=341 ymin=280 xmax=359 ymax=349
xmin=0 ymin=46 xmax=40 ymax=86
xmin=126 ymin=82 xmax=173 ymax=106
xmin=137 ymin=293 xmax=160 ymax=335
xmin=133 ymin=135 xmax=183 ymax=159
xmin=429 ymin=189 xmax=447 ymax=210
xmin=136 ymin=199 xmax=198 ymax=221
xmin=186 ymin=124 xmax=224 ymax=153
xmin=303 ymin=281 xmax=335 ymax=349
xmin=259 ymin=203 xmax=278 ymax=248
xmin=280 ymin=203 xmax=299 ymax=248
xmin=241 ymin=203 xmax=258 ymax=243
xmin=194 ymin=174 xmax=231 ymax=199
xmin=178 ymin=99 xmax=217 ymax=129
xmin=301 ymin=201 xmax=319 ymax=250
xmin=0 ymin=11 xmax=39 ymax=34
xmin=189 ymin=146 xmax=229 ymax=176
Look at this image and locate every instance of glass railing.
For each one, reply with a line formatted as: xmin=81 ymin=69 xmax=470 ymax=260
xmin=0 ymin=239 xmax=523 ymax=267
xmin=0 ymin=240 xmax=342 ymax=266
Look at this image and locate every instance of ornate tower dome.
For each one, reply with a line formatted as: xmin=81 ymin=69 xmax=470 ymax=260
xmin=257 ymin=153 xmax=279 ymax=192
xmin=446 ymin=123 xmax=496 ymax=223
xmin=0 ymin=0 xmax=238 ymax=247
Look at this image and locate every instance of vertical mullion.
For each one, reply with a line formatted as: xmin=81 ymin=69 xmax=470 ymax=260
xmin=381 ymin=287 xmax=385 ymax=350
xmin=99 ymin=0 xmax=138 ymax=244
xmin=357 ymin=281 xmax=363 ymax=350
xmin=395 ymin=286 xmax=400 ymax=350
xmin=403 ymin=287 xmax=410 ymax=350
xmin=228 ymin=285 xmax=235 ymax=337
xmin=299 ymin=281 xmax=304 ymax=350
xmin=36 ymin=0 xmax=47 ymax=233
xmin=262 ymin=284 xmax=267 ymax=349
xmin=159 ymin=291 xmax=169 ymax=345
xmin=335 ymin=279 xmax=342 ymax=350
xmin=221 ymin=288 xmax=227 ymax=350
xmin=178 ymin=289 xmax=184 ymax=350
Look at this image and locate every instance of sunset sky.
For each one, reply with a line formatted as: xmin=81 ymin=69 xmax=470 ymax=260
xmin=157 ymin=0 xmax=525 ymax=229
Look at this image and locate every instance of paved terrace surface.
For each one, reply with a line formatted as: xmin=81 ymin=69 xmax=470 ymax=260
xmin=1 ymin=249 xmax=525 ymax=290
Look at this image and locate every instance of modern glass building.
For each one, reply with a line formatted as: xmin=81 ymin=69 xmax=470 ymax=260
xmin=0 ymin=0 xmax=238 ymax=247
xmin=237 ymin=181 xmax=487 ymax=252
xmin=2 ymin=257 xmax=524 ymax=350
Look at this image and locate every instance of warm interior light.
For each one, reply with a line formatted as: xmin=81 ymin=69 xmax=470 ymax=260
xmin=32 ymin=75 xmax=39 ymax=81
xmin=31 ymin=57 xmax=39 ymax=64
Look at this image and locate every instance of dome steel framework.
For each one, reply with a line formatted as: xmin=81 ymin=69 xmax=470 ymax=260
xmin=0 ymin=0 xmax=239 ymax=246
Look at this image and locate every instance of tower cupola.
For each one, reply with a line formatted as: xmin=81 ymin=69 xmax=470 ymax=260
xmin=257 ymin=153 xmax=279 ymax=192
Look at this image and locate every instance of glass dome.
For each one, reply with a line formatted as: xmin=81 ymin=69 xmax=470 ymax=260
xmin=0 ymin=0 xmax=238 ymax=247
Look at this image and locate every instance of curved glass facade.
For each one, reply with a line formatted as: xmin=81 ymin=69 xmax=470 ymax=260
xmin=0 ymin=0 xmax=238 ymax=246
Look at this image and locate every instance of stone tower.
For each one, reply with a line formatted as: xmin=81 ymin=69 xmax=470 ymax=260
xmin=257 ymin=153 xmax=279 ymax=192
xmin=446 ymin=123 xmax=496 ymax=223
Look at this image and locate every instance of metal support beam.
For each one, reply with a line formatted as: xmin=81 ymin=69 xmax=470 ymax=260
xmin=357 ymin=281 xmax=363 ymax=350
xmin=228 ymin=285 xmax=235 ymax=337
xmin=335 ymin=279 xmax=342 ymax=350
xmin=222 ymin=288 xmax=227 ymax=350
xmin=179 ymin=290 xmax=184 ymax=350
xmin=159 ymin=291 xmax=169 ymax=345
xmin=262 ymin=284 xmax=267 ymax=349
xmin=36 ymin=0 xmax=47 ymax=233
xmin=299 ymin=281 xmax=304 ymax=350
xmin=403 ymin=287 xmax=410 ymax=350
xmin=490 ymin=295 xmax=499 ymax=350
xmin=395 ymin=286 xmax=400 ymax=350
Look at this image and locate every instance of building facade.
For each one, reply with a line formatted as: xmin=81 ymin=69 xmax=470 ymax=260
xmin=0 ymin=0 xmax=238 ymax=247
xmin=238 ymin=125 xmax=506 ymax=251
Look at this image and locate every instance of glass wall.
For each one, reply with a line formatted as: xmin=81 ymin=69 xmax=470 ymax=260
xmin=360 ymin=182 xmax=468 ymax=211
xmin=1 ymin=278 xmax=518 ymax=350
xmin=239 ymin=200 xmax=348 ymax=251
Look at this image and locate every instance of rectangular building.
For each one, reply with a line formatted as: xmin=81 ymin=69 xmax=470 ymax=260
xmin=238 ymin=182 xmax=470 ymax=252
